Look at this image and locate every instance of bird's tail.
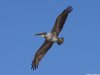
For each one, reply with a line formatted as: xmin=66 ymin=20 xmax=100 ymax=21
xmin=57 ymin=37 xmax=64 ymax=45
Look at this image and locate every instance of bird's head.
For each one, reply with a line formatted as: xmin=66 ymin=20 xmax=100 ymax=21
xmin=34 ymin=32 xmax=47 ymax=38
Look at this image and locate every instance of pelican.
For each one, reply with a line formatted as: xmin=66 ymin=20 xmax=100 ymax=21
xmin=31 ymin=6 xmax=73 ymax=70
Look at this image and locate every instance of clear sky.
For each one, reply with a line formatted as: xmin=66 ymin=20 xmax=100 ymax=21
xmin=0 ymin=0 xmax=100 ymax=75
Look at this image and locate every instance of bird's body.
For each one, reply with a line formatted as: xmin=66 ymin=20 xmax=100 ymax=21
xmin=45 ymin=32 xmax=58 ymax=42
xmin=31 ymin=6 xmax=73 ymax=70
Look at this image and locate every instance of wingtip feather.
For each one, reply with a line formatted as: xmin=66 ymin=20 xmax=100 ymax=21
xmin=66 ymin=6 xmax=73 ymax=13
xmin=31 ymin=58 xmax=39 ymax=70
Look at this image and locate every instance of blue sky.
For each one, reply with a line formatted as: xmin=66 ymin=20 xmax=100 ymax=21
xmin=0 ymin=0 xmax=100 ymax=75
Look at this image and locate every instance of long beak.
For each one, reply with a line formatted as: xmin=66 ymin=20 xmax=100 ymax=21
xmin=34 ymin=33 xmax=42 ymax=36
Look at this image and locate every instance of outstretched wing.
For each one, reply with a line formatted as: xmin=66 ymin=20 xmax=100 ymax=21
xmin=51 ymin=6 xmax=73 ymax=35
xmin=31 ymin=40 xmax=53 ymax=70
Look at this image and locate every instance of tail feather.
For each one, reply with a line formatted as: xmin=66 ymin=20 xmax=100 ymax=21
xmin=57 ymin=37 xmax=64 ymax=45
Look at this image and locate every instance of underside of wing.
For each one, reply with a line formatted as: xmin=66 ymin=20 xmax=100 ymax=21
xmin=51 ymin=6 xmax=73 ymax=35
xmin=31 ymin=40 xmax=53 ymax=70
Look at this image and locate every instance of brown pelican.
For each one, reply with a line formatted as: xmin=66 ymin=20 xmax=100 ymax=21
xmin=31 ymin=6 xmax=73 ymax=70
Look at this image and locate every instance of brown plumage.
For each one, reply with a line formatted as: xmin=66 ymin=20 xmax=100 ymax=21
xmin=31 ymin=40 xmax=53 ymax=70
xmin=31 ymin=6 xmax=73 ymax=70
xmin=51 ymin=6 xmax=72 ymax=35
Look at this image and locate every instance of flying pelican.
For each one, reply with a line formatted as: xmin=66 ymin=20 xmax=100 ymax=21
xmin=31 ymin=6 xmax=73 ymax=70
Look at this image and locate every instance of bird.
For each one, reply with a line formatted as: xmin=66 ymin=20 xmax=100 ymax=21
xmin=31 ymin=6 xmax=73 ymax=70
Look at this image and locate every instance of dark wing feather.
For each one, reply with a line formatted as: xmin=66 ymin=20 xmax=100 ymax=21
xmin=31 ymin=40 xmax=53 ymax=70
xmin=51 ymin=6 xmax=73 ymax=35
